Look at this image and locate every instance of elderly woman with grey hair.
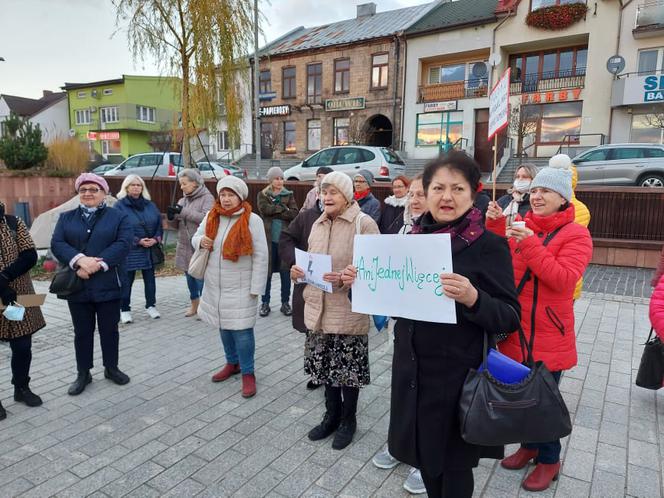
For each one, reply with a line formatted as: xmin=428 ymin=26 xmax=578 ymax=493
xmin=167 ymin=169 xmax=214 ymax=317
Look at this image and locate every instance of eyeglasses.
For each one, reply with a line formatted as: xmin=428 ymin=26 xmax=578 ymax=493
xmin=354 ymin=180 xmax=368 ymax=184
xmin=79 ymin=187 xmax=101 ymax=194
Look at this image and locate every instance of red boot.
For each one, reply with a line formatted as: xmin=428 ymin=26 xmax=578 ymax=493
xmin=522 ymin=462 xmax=561 ymax=492
xmin=211 ymin=364 xmax=240 ymax=382
xmin=242 ymin=374 xmax=256 ymax=398
xmin=501 ymin=447 xmax=539 ymax=470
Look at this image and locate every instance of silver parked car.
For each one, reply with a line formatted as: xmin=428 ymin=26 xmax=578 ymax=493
xmin=103 ymin=152 xmax=183 ymax=177
xmin=283 ymin=146 xmax=406 ymax=182
xmin=572 ymin=143 xmax=664 ymax=187
xmin=196 ymin=161 xmax=247 ymax=179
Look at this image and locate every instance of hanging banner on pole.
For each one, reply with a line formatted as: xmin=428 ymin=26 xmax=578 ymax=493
xmin=488 ymin=68 xmax=511 ymax=140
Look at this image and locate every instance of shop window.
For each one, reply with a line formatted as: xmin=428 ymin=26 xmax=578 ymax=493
xmin=510 ymin=46 xmax=587 ymax=82
xmin=631 ymin=114 xmax=664 ymax=144
xmin=283 ymin=121 xmax=296 ymax=153
xmin=334 ymin=59 xmax=350 ymax=94
xmin=307 ymin=63 xmax=322 ymax=104
xmin=307 ymin=119 xmax=321 ymax=151
xmin=371 ymin=53 xmax=389 ymax=89
xmin=101 ymin=139 xmax=121 ymax=156
xmin=415 ymin=111 xmax=463 ymax=147
xmin=259 ymin=70 xmax=271 ymax=94
xmin=100 ymin=106 xmax=119 ymax=124
xmin=136 ymin=105 xmax=155 ymax=123
xmin=282 ymin=67 xmax=296 ymax=99
xmin=526 ymin=101 xmax=582 ymax=144
xmin=333 ymin=118 xmax=349 ymax=146
xmin=531 ymin=0 xmax=578 ymax=10
xmin=638 ymin=48 xmax=664 ymax=73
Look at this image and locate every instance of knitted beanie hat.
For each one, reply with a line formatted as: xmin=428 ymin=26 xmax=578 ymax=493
xmin=354 ymin=169 xmax=374 ymax=186
xmin=216 ymin=175 xmax=249 ymax=201
xmin=549 ymin=153 xmax=573 ymax=171
xmin=266 ymin=166 xmax=284 ymax=182
xmin=530 ymin=167 xmax=573 ymax=202
xmin=321 ymin=172 xmax=353 ymax=203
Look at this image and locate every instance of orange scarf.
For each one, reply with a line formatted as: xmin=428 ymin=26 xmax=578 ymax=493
xmin=205 ymin=200 xmax=254 ymax=262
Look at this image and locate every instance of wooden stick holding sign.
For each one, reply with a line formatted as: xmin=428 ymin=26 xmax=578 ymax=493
xmin=488 ymin=68 xmax=511 ymax=201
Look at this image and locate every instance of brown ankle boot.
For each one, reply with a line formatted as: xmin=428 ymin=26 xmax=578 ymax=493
xmin=522 ymin=462 xmax=561 ymax=491
xmin=241 ymin=374 xmax=256 ymax=398
xmin=211 ymin=364 xmax=240 ymax=382
xmin=185 ymin=299 xmax=200 ymax=317
xmin=501 ymin=447 xmax=539 ymax=470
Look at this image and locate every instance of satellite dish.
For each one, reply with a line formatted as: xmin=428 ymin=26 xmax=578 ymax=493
xmin=488 ymin=53 xmax=502 ymax=67
xmin=606 ymin=55 xmax=625 ymax=75
xmin=471 ymin=62 xmax=488 ymax=78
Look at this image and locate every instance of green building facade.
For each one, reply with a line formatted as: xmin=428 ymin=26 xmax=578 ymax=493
xmin=63 ymin=75 xmax=182 ymax=160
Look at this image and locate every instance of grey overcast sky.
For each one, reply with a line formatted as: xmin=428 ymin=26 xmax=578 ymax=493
xmin=0 ymin=0 xmax=425 ymax=99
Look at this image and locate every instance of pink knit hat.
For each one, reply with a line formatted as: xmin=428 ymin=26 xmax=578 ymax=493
xmin=75 ymin=173 xmax=109 ymax=193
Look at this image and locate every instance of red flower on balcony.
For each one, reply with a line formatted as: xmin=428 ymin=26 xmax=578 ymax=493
xmin=526 ymin=3 xmax=588 ymax=30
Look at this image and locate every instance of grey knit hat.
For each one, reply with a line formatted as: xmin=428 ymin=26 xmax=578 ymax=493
xmin=354 ymin=169 xmax=374 ymax=186
xmin=321 ymin=172 xmax=353 ymax=203
xmin=266 ymin=166 xmax=284 ymax=182
xmin=530 ymin=167 xmax=573 ymax=202
xmin=216 ymin=175 xmax=249 ymax=200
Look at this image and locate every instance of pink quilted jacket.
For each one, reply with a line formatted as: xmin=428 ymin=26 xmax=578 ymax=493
xmin=650 ymin=275 xmax=664 ymax=340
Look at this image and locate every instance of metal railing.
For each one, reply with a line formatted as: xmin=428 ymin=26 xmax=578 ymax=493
xmin=556 ymin=133 xmax=606 ymax=157
xmin=636 ymin=1 xmax=664 ymax=29
xmin=418 ymin=79 xmax=488 ymax=103
xmin=617 ymin=69 xmax=664 ymax=79
xmin=509 ymin=69 xmax=586 ymax=95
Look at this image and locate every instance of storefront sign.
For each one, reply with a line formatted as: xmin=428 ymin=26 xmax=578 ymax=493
xmin=521 ymin=88 xmax=582 ymax=104
xmin=259 ymin=104 xmax=291 ymax=117
xmin=325 ymin=97 xmax=366 ymax=112
xmin=99 ymin=131 xmax=120 ymax=140
xmin=423 ymin=101 xmax=457 ymax=113
xmin=86 ymin=132 xmax=98 ymax=140
xmin=259 ymin=91 xmax=277 ymax=101
xmin=489 ymin=68 xmax=510 ymax=140
xmin=621 ymin=75 xmax=664 ymax=104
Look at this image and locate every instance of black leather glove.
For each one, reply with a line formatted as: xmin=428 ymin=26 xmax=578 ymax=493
xmin=167 ymin=204 xmax=182 ymax=221
xmin=0 ymin=287 xmax=16 ymax=306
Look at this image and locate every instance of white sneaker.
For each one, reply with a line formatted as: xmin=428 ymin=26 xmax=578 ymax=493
xmin=372 ymin=446 xmax=399 ymax=469
xmin=403 ymin=468 xmax=426 ymax=495
xmin=120 ymin=311 xmax=133 ymax=324
xmin=146 ymin=306 xmax=161 ymax=319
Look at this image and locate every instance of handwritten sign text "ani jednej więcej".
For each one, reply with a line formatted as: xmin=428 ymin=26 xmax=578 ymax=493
xmin=351 ymin=234 xmax=457 ymax=324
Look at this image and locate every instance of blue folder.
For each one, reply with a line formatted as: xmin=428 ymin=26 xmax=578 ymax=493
xmin=478 ymin=348 xmax=531 ymax=384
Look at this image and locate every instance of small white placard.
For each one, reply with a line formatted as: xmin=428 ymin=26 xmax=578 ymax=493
xmin=295 ymin=248 xmax=333 ymax=293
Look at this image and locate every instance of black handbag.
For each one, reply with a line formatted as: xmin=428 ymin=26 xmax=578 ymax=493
xmin=49 ymin=209 xmax=106 ymax=298
xmin=635 ymin=328 xmax=664 ymax=390
xmin=458 ymin=309 xmax=572 ymax=446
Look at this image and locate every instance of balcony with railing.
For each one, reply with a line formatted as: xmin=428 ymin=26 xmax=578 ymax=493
xmin=509 ymin=69 xmax=586 ymax=95
xmin=418 ymin=79 xmax=488 ymax=103
xmin=634 ymin=1 xmax=664 ymax=38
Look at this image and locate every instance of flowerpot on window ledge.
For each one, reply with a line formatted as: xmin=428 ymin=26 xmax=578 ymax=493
xmin=526 ymin=3 xmax=588 ymax=31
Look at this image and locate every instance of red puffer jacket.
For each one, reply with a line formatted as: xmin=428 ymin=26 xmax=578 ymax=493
xmin=650 ymin=275 xmax=664 ymax=340
xmin=488 ymin=205 xmax=593 ymax=371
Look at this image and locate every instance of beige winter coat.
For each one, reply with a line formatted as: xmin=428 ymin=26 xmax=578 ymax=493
xmin=303 ymin=202 xmax=379 ymax=335
xmin=192 ymin=209 xmax=269 ymax=330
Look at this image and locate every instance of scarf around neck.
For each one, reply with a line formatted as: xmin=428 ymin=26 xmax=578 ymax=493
xmin=412 ymin=207 xmax=484 ymax=254
xmin=127 ymin=196 xmax=148 ymax=211
xmin=354 ymin=190 xmax=370 ymax=202
xmin=205 ymin=200 xmax=253 ymax=262
xmin=79 ymin=202 xmax=106 ymax=222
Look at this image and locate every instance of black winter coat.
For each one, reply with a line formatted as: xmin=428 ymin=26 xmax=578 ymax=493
xmin=378 ymin=196 xmax=407 ymax=234
xmin=497 ymin=193 xmax=531 ymax=220
xmin=387 ymin=230 xmax=520 ymax=477
xmin=278 ymin=203 xmax=323 ymax=333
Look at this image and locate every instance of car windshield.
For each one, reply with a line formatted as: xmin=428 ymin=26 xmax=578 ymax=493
xmin=381 ymin=149 xmax=404 ymax=165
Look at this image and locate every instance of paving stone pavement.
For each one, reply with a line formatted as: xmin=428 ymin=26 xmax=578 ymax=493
xmin=0 ymin=269 xmax=661 ymax=498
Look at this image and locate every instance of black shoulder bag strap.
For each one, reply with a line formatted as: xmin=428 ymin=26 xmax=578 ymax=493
xmin=514 ymin=223 xmax=570 ymax=359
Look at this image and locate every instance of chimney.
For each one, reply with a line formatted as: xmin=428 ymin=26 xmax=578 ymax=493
xmin=42 ymin=90 xmax=53 ymax=98
xmin=357 ymin=2 xmax=377 ymax=18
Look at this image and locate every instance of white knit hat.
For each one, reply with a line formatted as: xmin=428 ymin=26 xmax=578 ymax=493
xmin=216 ymin=175 xmax=248 ymax=200
xmin=530 ymin=167 xmax=573 ymax=202
xmin=320 ymin=171 xmax=353 ymax=203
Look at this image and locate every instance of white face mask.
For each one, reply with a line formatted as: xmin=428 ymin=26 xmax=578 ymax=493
xmin=2 ymin=303 xmax=25 ymax=322
xmin=513 ymin=179 xmax=531 ymax=193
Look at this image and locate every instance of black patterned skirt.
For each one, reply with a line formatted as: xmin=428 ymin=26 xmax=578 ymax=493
xmin=304 ymin=331 xmax=370 ymax=387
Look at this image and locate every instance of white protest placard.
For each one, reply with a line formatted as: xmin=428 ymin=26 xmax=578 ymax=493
xmin=351 ymin=234 xmax=457 ymax=324
xmin=295 ymin=248 xmax=333 ymax=293
xmin=488 ymin=67 xmax=511 ymax=140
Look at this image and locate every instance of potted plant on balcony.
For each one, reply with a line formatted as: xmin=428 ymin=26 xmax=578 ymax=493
xmin=526 ymin=3 xmax=588 ymax=30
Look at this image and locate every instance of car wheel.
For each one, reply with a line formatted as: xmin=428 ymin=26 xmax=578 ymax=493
xmin=638 ymin=175 xmax=664 ymax=188
xmin=287 ymin=177 xmax=299 ymax=181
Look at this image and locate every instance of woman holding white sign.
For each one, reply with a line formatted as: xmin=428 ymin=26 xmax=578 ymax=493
xmin=290 ymin=171 xmax=379 ymax=451
xmin=342 ymin=152 xmax=520 ymax=498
